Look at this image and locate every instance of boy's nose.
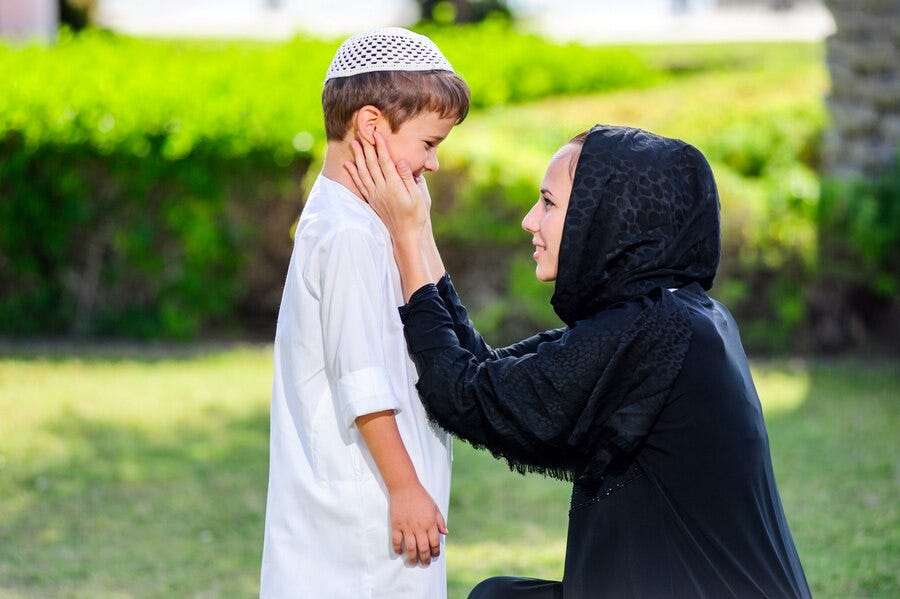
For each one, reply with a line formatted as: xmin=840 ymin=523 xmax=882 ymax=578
xmin=424 ymin=154 xmax=439 ymax=172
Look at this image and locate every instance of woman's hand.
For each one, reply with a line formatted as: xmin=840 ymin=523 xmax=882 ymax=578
xmin=344 ymin=132 xmax=427 ymax=248
xmin=344 ymin=132 xmax=434 ymax=300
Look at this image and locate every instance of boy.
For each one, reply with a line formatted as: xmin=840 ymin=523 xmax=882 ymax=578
xmin=259 ymin=28 xmax=470 ymax=598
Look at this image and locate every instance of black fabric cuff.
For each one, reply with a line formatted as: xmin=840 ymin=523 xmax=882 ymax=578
xmin=436 ymin=271 xmax=453 ymax=297
xmin=398 ymin=283 xmax=460 ymax=354
xmin=436 ymin=272 xmax=463 ymax=314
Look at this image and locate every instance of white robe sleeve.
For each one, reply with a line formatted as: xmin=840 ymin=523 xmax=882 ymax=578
xmin=312 ymin=227 xmax=400 ymax=428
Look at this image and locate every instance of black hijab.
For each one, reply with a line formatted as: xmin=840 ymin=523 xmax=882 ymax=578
xmin=549 ymin=125 xmax=721 ymax=489
xmin=552 ymin=125 xmax=720 ymax=325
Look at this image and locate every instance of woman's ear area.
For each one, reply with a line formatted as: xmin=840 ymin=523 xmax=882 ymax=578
xmin=353 ymin=105 xmax=383 ymax=144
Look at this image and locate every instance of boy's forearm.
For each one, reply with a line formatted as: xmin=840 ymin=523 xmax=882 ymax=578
xmin=355 ymin=410 xmax=419 ymax=492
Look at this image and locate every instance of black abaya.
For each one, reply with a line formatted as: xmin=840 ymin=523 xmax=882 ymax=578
xmin=397 ymin=126 xmax=811 ymax=597
xmin=404 ymin=278 xmax=811 ymax=598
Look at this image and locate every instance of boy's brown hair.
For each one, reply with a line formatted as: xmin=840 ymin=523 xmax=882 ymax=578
xmin=323 ymin=70 xmax=470 ymax=141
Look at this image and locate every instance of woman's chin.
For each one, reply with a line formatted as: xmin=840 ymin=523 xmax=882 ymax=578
xmin=535 ymin=267 xmax=557 ymax=283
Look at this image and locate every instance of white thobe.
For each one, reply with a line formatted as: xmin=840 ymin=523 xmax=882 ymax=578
xmin=260 ymin=175 xmax=452 ymax=598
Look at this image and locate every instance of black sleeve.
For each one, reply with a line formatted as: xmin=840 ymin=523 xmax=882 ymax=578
xmin=399 ymin=284 xmax=637 ymax=472
xmin=435 ymin=272 xmax=567 ymax=363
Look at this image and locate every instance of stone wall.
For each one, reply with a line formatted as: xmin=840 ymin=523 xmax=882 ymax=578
xmin=823 ymin=0 xmax=900 ymax=177
xmin=808 ymin=1 xmax=899 ymax=353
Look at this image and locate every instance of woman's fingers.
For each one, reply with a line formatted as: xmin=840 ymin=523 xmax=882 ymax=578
xmin=360 ymin=134 xmax=385 ymax=187
xmin=416 ymin=174 xmax=433 ymax=211
xmin=343 ymin=161 xmax=363 ymax=195
xmin=397 ymin=162 xmax=421 ymax=203
xmin=373 ymin=131 xmax=398 ymax=184
xmin=395 ymin=159 xmax=414 ymax=182
xmin=349 ymin=139 xmax=376 ymax=195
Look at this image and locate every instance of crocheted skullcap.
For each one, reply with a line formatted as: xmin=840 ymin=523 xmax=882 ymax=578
xmin=325 ymin=27 xmax=455 ymax=82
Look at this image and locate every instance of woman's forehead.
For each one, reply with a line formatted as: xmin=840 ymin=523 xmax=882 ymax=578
xmin=548 ymin=143 xmax=582 ymax=180
xmin=545 ymin=147 xmax=577 ymax=180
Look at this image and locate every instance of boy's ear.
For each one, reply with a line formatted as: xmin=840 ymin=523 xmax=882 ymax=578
xmin=354 ymin=105 xmax=382 ymax=144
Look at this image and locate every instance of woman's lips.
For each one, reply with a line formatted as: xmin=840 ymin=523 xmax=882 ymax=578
xmin=533 ymin=245 xmax=545 ymax=260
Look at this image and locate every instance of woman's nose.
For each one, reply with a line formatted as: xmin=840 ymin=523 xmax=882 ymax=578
xmin=522 ymin=202 xmax=540 ymax=232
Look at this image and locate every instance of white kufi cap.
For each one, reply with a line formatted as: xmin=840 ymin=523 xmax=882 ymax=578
xmin=325 ymin=27 xmax=455 ymax=82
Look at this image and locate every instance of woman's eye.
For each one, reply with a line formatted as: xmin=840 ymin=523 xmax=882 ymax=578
xmin=542 ymin=196 xmax=555 ymax=208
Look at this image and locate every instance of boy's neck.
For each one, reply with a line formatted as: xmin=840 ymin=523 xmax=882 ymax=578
xmin=321 ymin=141 xmax=364 ymax=200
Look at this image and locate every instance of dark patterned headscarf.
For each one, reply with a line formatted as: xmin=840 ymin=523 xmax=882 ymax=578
xmin=552 ymin=125 xmax=720 ymax=325
xmin=547 ymin=125 xmax=721 ymax=489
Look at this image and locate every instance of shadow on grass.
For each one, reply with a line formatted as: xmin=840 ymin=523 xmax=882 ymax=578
xmin=0 ymin=408 xmax=270 ymax=597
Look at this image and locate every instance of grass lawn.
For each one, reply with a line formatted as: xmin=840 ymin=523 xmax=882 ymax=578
xmin=0 ymin=344 xmax=897 ymax=598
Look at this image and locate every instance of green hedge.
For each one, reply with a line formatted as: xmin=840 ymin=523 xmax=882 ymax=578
xmin=0 ymin=30 xmax=327 ymax=337
xmin=0 ymin=27 xmax=847 ymax=350
xmin=0 ymin=133 xmax=306 ymax=338
xmin=810 ymin=164 xmax=900 ymax=351
xmin=0 ymin=26 xmax=693 ymax=339
xmin=0 ymin=26 xmax=669 ymax=153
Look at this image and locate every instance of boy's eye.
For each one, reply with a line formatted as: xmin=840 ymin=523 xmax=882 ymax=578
xmin=424 ymin=141 xmax=436 ymax=149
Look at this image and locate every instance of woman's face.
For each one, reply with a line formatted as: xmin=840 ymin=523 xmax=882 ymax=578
xmin=522 ymin=144 xmax=579 ymax=282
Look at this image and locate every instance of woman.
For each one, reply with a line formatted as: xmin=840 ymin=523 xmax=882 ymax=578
xmin=345 ymin=125 xmax=811 ymax=598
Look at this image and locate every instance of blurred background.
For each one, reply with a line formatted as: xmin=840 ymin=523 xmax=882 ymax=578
xmin=0 ymin=1 xmax=897 ymax=597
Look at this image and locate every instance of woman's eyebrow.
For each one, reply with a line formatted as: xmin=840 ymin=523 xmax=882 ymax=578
xmin=540 ymin=188 xmax=555 ymax=198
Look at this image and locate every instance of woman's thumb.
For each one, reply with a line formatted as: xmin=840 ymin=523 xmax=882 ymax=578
xmin=396 ymin=160 xmax=414 ymax=181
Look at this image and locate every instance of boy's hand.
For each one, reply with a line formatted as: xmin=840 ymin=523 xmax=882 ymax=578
xmin=389 ymin=481 xmax=448 ymax=566
xmin=344 ymin=132 xmax=427 ymax=245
